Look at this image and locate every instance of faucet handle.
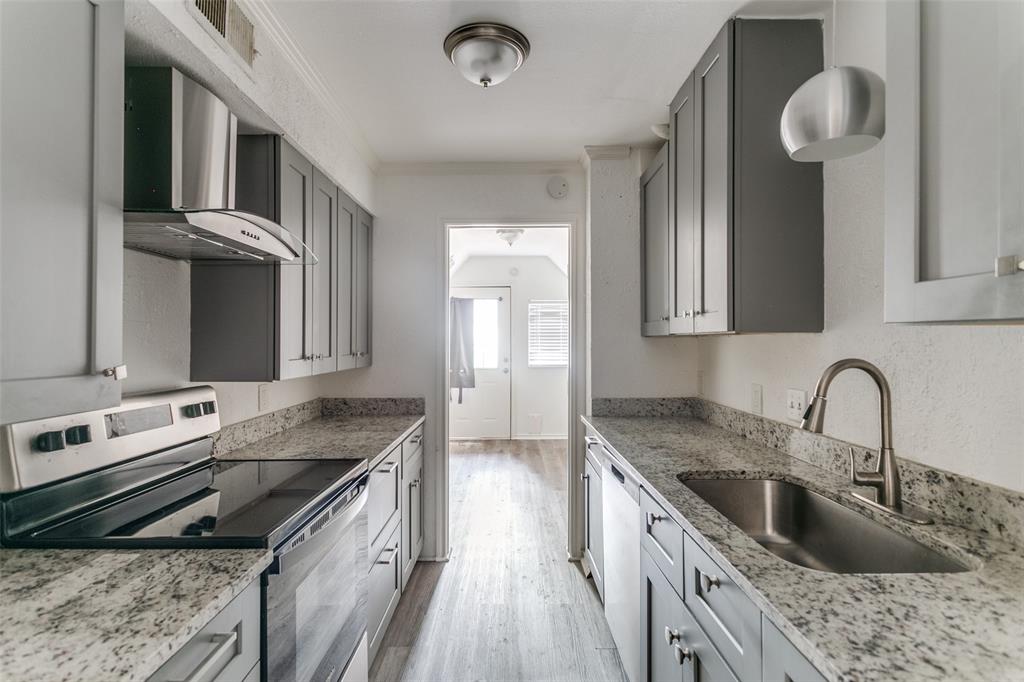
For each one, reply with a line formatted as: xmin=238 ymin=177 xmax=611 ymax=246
xmin=849 ymin=447 xmax=884 ymax=487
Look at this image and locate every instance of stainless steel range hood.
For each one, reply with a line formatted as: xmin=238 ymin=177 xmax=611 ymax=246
xmin=123 ymin=67 xmax=313 ymax=263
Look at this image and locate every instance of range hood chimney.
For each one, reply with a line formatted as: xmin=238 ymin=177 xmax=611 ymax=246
xmin=123 ymin=67 xmax=312 ymax=263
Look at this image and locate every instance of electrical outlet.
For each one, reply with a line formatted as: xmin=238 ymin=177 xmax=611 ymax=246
xmin=751 ymin=383 xmax=763 ymax=415
xmin=258 ymin=383 xmax=271 ymax=412
xmin=787 ymin=389 xmax=807 ymax=422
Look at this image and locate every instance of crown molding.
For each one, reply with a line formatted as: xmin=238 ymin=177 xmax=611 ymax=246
xmin=377 ymin=160 xmax=584 ymax=177
xmin=583 ymin=145 xmax=632 ymax=161
xmin=239 ymin=0 xmax=380 ymax=172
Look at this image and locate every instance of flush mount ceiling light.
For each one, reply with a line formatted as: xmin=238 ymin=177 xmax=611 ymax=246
xmin=443 ymin=23 xmax=530 ymax=88
xmin=780 ymin=0 xmax=885 ymax=161
xmin=496 ymin=228 xmax=524 ymax=246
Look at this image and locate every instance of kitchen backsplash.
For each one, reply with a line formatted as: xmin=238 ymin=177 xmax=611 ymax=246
xmin=592 ymin=397 xmax=1024 ymax=546
xmin=322 ymin=397 xmax=426 ymax=417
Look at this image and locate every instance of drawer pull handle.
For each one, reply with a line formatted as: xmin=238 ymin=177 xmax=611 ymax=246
xmin=664 ymin=627 xmax=681 ymax=645
xmin=376 ymin=461 xmax=399 ymax=474
xmin=376 ymin=547 xmax=398 ymax=565
xmin=410 ymin=434 xmax=423 ymax=445
xmin=172 ymin=630 xmax=239 ymax=682
xmin=646 ymin=512 xmax=667 ymax=528
xmin=673 ymin=644 xmax=693 ymax=665
xmin=580 ymin=472 xmax=589 ymax=482
xmin=701 ymin=572 xmax=721 ymax=592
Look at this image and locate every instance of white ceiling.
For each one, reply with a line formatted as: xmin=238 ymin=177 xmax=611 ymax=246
xmin=450 ymin=227 xmax=569 ymax=273
xmin=264 ymin=0 xmax=823 ymax=164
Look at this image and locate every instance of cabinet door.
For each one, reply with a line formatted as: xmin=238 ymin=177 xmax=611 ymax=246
xmin=276 ymin=140 xmax=314 ymax=379
xmin=641 ymin=144 xmax=670 ymax=336
xmin=401 ymin=448 xmax=423 ymax=589
xmin=336 ymin=194 xmax=357 ymax=370
xmin=353 ymin=209 xmax=373 ymax=367
xmin=669 ymin=73 xmax=697 ymax=335
xmin=311 ymin=168 xmax=338 ymax=375
xmin=885 ymin=0 xmax=1024 ymax=321
xmin=0 ymin=0 xmax=125 ymax=424
xmin=641 ymin=548 xmax=686 ymax=682
xmin=693 ymin=22 xmax=733 ymax=334
xmin=762 ymin=617 xmax=825 ymax=682
xmin=583 ymin=453 xmax=604 ymax=600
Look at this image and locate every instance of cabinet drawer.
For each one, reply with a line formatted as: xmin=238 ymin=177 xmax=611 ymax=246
xmin=368 ymin=523 xmax=402 ymax=663
xmin=402 ymin=424 xmax=424 ymax=463
xmin=148 ymin=579 xmax=260 ymax=682
xmin=762 ymin=617 xmax=825 ymax=682
xmin=678 ymin=598 xmax=739 ymax=682
xmin=684 ymin=534 xmax=761 ymax=681
xmin=367 ymin=446 xmax=401 ymax=555
xmin=641 ymin=487 xmax=684 ymax=597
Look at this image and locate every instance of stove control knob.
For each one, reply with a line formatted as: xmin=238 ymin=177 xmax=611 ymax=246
xmin=183 ymin=402 xmax=204 ymax=419
xmin=35 ymin=431 xmax=66 ymax=452
xmin=65 ymin=425 xmax=92 ymax=446
xmin=201 ymin=401 xmax=217 ymax=415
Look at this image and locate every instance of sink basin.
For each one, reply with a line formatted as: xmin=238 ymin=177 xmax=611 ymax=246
xmin=682 ymin=478 xmax=968 ymax=574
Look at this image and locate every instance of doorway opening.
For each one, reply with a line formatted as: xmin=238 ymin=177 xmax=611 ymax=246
xmin=445 ymin=223 xmax=572 ymax=549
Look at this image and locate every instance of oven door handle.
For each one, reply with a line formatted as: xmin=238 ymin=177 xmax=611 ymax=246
xmin=268 ymin=482 xmax=367 ymax=576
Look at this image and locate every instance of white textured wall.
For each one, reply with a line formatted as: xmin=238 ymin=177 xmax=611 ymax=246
xmin=452 ymin=255 xmax=569 ymax=439
xmin=125 ymin=0 xmax=376 ymax=210
xmin=698 ymin=0 xmax=1024 ymax=493
xmin=123 ymin=249 xmax=322 ymax=427
xmin=586 ymin=149 xmax=699 ymax=400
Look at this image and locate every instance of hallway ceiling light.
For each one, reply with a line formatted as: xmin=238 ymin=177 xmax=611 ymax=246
xmin=443 ymin=23 xmax=530 ymax=88
xmin=496 ymin=228 xmax=524 ymax=247
xmin=780 ymin=0 xmax=885 ymax=161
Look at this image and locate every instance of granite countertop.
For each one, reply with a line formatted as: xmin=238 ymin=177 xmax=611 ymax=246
xmin=582 ymin=415 xmax=1024 ymax=682
xmin=0 ymin=548 xmax=271 ymax=682
xmin=216 ymin=414 xmax=425 ymax=468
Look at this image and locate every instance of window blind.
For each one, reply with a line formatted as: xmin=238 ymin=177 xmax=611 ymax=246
xmin=528 ymin=300 xmax=569 ymax=367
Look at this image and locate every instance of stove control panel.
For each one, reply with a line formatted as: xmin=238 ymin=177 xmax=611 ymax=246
xmin=0 ymin=386 xmax=220 ymax=493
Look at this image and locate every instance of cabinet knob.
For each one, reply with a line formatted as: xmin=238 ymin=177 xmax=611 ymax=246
xmin=673 ymin=644 xmax=693 ymax=665
xmin=580 ymin=472 xmax=589 ymax=482
xmin=683 ymin=310 xmax=693 ymax=318
xmin=410 ymin=479 xmax=420 ymax=488
xmin=664 ymin=627 xmax=681 ymax=645
xmin=101 ymin=364 xmax=127 ymax=381
xmin=701 ymin=572 xmax=721 ymax=592
xmin=646 ymin=512 xmax=667 ymax=528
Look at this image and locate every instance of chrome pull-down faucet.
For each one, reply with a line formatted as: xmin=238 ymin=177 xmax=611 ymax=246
xmin=801 ymin=358 xmax=931 ymax=524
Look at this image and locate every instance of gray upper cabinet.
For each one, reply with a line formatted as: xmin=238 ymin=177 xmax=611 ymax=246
xmin=354 ymin=209 xmax=373 ymax=368
xmin=669 ymin=73 xmax=697 ymax=335
xmin=641 ymin=144 xmax=671 ymax=336
xmin=0 ymin=0 xmax=125 ymax=424
xmin=312 ymin=168 xmax=338 ymax=375
xmin=193 ymin=136 xmax=372 ymax=381
xmin=659 ymin=19 xmax=824 ymax=336
xmin=885 ymin=0 xmax=1024 ymax=322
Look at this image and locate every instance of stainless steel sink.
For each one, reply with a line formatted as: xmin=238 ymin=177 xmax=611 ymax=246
xmin=682 ymin=478 xmax=969 ymax=574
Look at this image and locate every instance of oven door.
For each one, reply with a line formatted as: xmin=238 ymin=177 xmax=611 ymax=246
xmin=265 ymin=475 xmax=368 ymax=682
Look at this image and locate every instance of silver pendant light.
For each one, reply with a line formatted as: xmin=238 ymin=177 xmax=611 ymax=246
xmin=444 ymin=23 xmax=530 ymax=88
xmin=780 ymin=0 xmax=885 ymax=161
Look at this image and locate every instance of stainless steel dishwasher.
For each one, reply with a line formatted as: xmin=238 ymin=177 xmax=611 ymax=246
xmin=601 ymin=446 xmax=641 ymax=682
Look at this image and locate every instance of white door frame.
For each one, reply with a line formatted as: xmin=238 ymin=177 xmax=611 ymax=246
xmin=434 ymin=218 xmax=586 ymax=562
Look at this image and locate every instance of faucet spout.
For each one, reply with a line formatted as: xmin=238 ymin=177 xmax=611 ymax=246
xmin=801 ymin=359 xmax=901 ymax=509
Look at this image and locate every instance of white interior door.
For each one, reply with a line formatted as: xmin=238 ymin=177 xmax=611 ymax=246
xmin=449 ymin=287 xmax=511 ymax=439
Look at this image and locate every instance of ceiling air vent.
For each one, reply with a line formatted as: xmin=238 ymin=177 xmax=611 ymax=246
xmin=192 ymin=0 xmax=256 ymax=68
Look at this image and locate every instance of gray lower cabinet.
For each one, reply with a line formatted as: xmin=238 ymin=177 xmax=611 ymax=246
xmin=368 ymin=447 xmax=402 ymax=560
xmin=401 ymin=441 xmax=424 ymax=590
xmin=192 ymin=136 xmax=370 ymax=381
xmin=641 ymin=143 xmax=671 ymax=336
xmin=762 ymin=617 xmax=826 ymax=682
xmin=642 ymin=548 xmax=738 ymax=682
xmin=0 ymin=0 xmax=126 ymax=424
xmin=640 ymin=488 xmax=684 ymax=598
xmin=653 ymin=19 xmax=824 ymax=335
xmin=367 ymin=521 xmax=402 ymax=663
xmin=583 ymin=441 xmax=605 ymax=600
xmin=148 ymin=579 xmax=260 ymax=682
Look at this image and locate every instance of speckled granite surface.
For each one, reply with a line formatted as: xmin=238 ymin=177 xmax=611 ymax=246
xmin=0 ymin=548 xmax=271 ymax=682
xmin=213 ymin=398 xmax=323 ymax=456
xmin=594 ymin=397 xmax=1024 ymax=546
xmin=583 ymin=415 xmax=1024 ymax=682
xmin=216 ymin=414 xmax=425 ymax=469
xmin=322 ymin=397 xmax=426 ymax=417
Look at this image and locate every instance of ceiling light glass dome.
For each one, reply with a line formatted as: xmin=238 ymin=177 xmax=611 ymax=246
xmin=444 ymin=23 xmax=530 ymax=88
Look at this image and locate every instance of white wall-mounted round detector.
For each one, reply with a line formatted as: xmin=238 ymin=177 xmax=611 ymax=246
xmin=547 ymin=176 xmax=568 ymax=200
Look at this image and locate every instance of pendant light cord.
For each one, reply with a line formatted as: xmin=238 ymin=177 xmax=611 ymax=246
xmin=831 ymin=0 xmax=838 ymax=68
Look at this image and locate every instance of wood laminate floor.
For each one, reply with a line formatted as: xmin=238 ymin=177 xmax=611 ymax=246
xmin=369 ymin=439 xmax=626 ymax=682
